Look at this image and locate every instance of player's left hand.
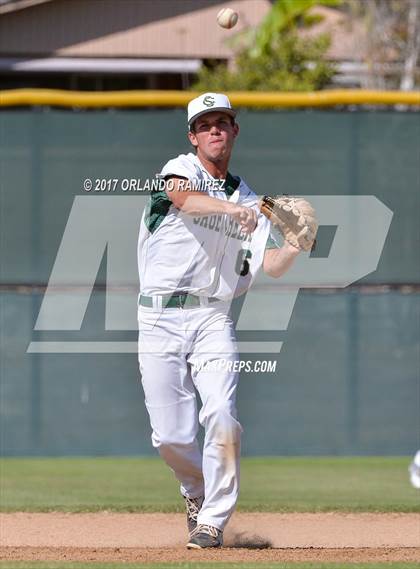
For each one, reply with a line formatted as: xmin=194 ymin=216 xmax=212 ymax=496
xmin=259 ymin=195 xmax=318 ymax=251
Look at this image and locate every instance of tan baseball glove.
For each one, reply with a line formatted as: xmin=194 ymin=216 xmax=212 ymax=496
xmin=259 ymin=195 xmax=318 ymax=252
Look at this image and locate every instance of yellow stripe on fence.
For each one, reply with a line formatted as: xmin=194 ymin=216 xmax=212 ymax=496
xmin=0 ymin=88 xmax=419 ymax=108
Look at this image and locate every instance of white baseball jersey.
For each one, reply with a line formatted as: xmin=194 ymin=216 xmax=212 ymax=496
xmin=138 ymin=152 xmax=279 ymax=300
xmin=137 ymin=151 xmax=281 ymax=531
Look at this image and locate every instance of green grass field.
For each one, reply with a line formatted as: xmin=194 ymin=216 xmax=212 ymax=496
xmin=1 ymin=456 xmax=418 ymax=512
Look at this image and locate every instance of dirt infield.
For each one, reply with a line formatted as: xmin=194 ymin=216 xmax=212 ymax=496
xmin=1 ymin=512 xmax=419 ymax=563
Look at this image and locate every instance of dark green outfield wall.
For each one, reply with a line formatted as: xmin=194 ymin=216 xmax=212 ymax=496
xmin=0 ymin=110 xmax=419 ymax=456
xmin=1 ymin=110 xmax=419 ymax=284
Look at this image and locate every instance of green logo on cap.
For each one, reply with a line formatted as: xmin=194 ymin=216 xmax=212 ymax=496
xmin=203 ymin=95 xmax=215 ymax=107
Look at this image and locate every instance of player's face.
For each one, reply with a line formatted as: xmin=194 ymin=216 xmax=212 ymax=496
xmin=188 ymin=112 xmax=239 ymax=164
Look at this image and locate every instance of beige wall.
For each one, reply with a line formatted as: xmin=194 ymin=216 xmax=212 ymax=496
xmin=0 ymin=0 xmax=271 ymax=58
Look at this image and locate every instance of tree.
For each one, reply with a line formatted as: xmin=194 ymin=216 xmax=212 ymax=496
xmin=192 ymin=0 xmax=338 ymax=92
xmin=401 ymin=0 xmax=420 ymax=90
xmin=344 ymin=0 xmax=420 ymax=90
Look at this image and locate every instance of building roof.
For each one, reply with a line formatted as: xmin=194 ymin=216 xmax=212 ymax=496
xmin=0 ymin=0 xmax=53 ymax=15
xmin=0 ymin=0 xmax=271 ymax=59
xmin=0 ymin=1 xmax=377 ymax=65
xmin=303 ymin=6 xmax=367 ymax=62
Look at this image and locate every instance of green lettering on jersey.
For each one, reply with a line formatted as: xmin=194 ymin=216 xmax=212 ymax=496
xmin=208 ymin=215 xmax=217 ymax=230
xmin=230 ymin=221 xmax=238 ymax=239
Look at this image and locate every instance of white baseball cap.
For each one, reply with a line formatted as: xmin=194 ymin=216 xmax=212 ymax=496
xmin=187 ymin=92 xmax=236 ymax=128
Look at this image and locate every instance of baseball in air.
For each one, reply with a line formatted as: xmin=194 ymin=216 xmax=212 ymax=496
xmin=217 ymin=8 xmax=238 ymax=29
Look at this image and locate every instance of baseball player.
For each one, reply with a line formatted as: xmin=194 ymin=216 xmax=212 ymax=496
xmin=137 ymin=93 xmax=305 ymax=549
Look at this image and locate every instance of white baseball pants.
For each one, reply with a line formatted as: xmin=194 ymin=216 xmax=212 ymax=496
xmin=138 ymin=302 xmax=241 ymax=531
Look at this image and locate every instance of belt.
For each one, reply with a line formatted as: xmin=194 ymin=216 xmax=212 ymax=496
xmin=139 ymin=293 xmax=221 ymax=309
